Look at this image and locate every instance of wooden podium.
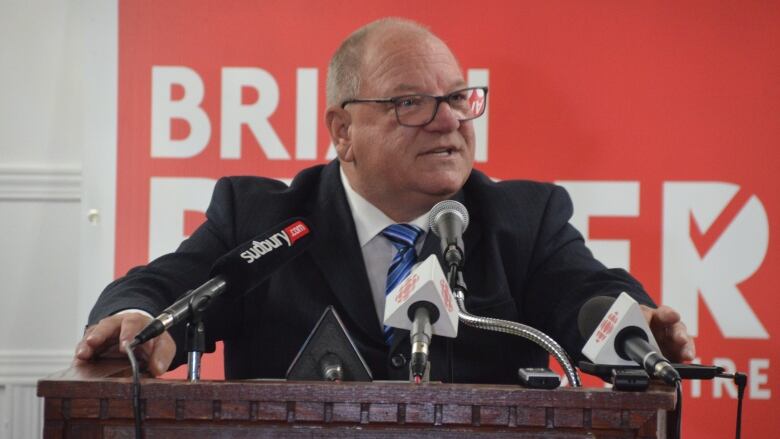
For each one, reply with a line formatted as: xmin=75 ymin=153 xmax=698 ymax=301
xmin=38 ymin=361 xmax=676 ymax=438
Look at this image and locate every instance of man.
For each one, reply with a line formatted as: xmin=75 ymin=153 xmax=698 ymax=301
xmin=75 ymin=18 xmax=694 ymax=382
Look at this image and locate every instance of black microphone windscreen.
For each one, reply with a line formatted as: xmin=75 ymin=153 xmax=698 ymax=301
xmin=577 ymin=296 xmax=617 ymax=341
xmin=210 ymin=217 xmax=314 ymax=295
xmin=429 ymin=200 xmax=469 ymax=237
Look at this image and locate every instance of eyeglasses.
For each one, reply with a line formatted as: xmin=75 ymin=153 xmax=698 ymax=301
xmin=341 ymin=86 xmax=488 ymax=127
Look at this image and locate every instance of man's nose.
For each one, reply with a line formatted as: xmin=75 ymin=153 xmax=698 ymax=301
xmin=424 ymin=101 xmax=460 ymax=133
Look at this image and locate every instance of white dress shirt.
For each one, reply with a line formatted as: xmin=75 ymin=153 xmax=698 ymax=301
xmin=339 ymin=168 xmax=430 ymax=328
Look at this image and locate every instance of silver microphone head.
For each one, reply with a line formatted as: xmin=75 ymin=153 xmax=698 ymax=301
xmin=429 ymin=200 xmax=470 ymax=237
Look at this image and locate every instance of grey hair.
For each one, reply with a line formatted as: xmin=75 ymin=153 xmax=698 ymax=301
xmin=325 ymin=18 xmax=433 ymax=108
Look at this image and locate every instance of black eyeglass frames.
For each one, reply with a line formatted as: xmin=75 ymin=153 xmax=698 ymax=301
xmin=341 ymin=86 xmax=488 ymax=127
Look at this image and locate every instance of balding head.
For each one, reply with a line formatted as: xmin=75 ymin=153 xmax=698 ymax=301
xmin=326 ymin=18 xmax=446 ymax=108
xmin=324 ymin=18 xmax=475 ymax=222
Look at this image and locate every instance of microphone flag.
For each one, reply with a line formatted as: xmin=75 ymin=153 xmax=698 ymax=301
xmin=581 ymin=292 xmax=662 ymax=366
xmin=383 ymin=254 xmax=459 ymax=338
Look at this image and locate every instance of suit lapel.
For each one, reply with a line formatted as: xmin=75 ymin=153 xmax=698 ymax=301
xmin=308 ymin=162 xmax=385 ymax=344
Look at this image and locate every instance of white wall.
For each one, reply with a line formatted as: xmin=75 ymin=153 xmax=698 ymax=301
xmin=0 ymin=1 xmax=89 ymax=437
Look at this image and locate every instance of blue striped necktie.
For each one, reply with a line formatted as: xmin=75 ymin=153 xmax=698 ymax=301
xmin=381 ymin=223 xmax=424 ymax=345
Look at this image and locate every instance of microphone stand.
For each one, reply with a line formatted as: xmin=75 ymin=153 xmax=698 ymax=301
xmin=185 ymin=298 xmax=206 ymax=382
xmin=182 ymin=288 xmax=217 ymax=382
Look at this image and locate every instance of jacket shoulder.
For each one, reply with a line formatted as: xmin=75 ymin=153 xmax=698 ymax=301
xmin=465 ymin=169 xmax=568 ymax=217
xmin=206 ymin=165 xmax=326 ymax=244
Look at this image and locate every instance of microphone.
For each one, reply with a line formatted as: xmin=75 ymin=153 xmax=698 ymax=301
xmin=429 ymin=200 xmax=469 ymax=269
xmin=133 ymin=217 xmax=314 ymax=346
xmin=384 ymin=254 xmax=459 ymax=381
xmin=578 ymin=293 xmax=680 ymax=385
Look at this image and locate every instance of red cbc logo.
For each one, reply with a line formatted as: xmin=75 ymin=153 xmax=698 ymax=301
xmin=439 ymin=279 xmax=453 ymax=312
xmin=395 ymin=274 xmax=419 ymax=303
xmin=595 ymin=311 xmax=619 ymax=343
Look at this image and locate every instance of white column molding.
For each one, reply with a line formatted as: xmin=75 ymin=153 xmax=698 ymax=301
xmin=0 ymin=165 xmax=81 ymax=202
xmin=0 ymin=350 xmax=73 ymax=384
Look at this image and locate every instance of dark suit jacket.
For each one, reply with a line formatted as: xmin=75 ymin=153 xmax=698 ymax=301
xmin=89 ymin=160 xmax=652 ymax=383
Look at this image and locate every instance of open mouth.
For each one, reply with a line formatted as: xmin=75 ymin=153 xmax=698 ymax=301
xmin=424 ymin=147 xmax=455 ymax=156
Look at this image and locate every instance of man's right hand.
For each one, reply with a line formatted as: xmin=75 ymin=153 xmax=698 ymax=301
xmin=73 ymin=313 xmax=176 ymax=376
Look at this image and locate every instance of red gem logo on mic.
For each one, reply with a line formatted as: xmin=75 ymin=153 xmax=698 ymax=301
xmin=596 ymin=311 xmax=619 ymax=343
xmin=396 ymin=273 xmax=419 ymax=303
xmin=439 ymin=279 xmax=453 ymax=312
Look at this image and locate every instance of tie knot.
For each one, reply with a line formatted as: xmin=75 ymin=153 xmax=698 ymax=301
xmin=381 ymin=224 xmax=423 ymax=249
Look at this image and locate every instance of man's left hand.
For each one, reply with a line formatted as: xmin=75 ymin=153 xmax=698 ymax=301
xmin=640 ymin=305 xmax=696 ymax=363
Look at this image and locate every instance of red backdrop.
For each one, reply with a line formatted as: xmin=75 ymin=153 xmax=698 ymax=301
xmin=115 ymin=1 xmax=779 ymax=437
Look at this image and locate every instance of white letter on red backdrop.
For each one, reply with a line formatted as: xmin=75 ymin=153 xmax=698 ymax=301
xmin=151 ymin=66 xmax=211 ymax=158
xmin=556 ymin=181 xmax=639 ymax=271
xmin=749 ymin=359 xmax=771 ymax=400
xmin=148 ymin=177 xmax=216 ymax=261
xmin=662 ymin=182 xmax=768 ymax=338
xmin=296 ymin=68 xmax=318 ymax=159
xmin=713 ymin=357 xmax=738 ymax=398
xmin=220 ymin=67 xmax=289 ymax=160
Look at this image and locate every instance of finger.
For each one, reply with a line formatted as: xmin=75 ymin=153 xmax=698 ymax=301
xmin=653 ymin=305 xmax=681 ymax=325
xmin=75 ymin=316 xmax=125 ymax=360
xmin=669 ymin=321 xmax=696 ymax=361
xmin=670 ymin=321 xmax=688 ymax=344
xmin=73 ymin=339 xmax=94 ymax=361
xmin=682 ymin=337 xmax=696 ymax=361
xmin=147 ymin=332 xmax=177 ymax=376
xmin=654 ymin=321 xmax=695 ymax=362
xmin=640 ymin=305 xmax=653 ymax=322
xmin=639 ymin=305 xmax=694 ymax=362
xmin=75 ymin=339 xmax=124 ymax=360
xmin=82 ymin=316 xmax=123 ymax=350
xmin=640 ymin=306 xmax=665 ymax=338
xmin=641 ymin=305 xmax=683 ymax=342
xmin=117 ymin=314 xmax=153 ymax=356
xmin=74 ymin=339 xmax=94 ymax=361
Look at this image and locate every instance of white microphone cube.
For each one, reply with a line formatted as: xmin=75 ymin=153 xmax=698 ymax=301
xmin=582 ymin=292 xmax=662 ymax=366
xmin=383 ymin=255 xmax=459 ymax=338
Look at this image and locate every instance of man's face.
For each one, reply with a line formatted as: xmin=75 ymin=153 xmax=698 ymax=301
xmin=342 ymin=32 xmax=476 ymax=211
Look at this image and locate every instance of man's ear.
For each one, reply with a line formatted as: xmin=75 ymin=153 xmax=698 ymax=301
xmin=325 ymin=107 xmax=354 ymax=162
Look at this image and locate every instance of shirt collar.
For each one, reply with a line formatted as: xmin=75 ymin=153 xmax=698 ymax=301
xmin=340 ymin=166 xmax=429 ymax=247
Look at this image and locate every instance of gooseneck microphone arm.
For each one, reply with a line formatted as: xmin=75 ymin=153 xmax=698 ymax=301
xmin=429 ymin=200 xmax=581 ymax=387
xmin=450 ymin=273 xmax=582 ymax=387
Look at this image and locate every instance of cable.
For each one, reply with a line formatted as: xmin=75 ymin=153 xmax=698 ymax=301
xmin=734 ymin=372 xmax=747 ymax=439
xmin=124 ymin=340 xmax=143 ymax=439
xmin=673 ymin=380 xmax=682 ymax=439
xmin=715 ymin=371 xmax=747 ymax=439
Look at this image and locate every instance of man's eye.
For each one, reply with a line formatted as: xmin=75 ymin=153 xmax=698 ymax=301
xmin=449 ymin=91 xmax=469 ymax=102
xmin=397 ymin=97 xmax=423 ymax=107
